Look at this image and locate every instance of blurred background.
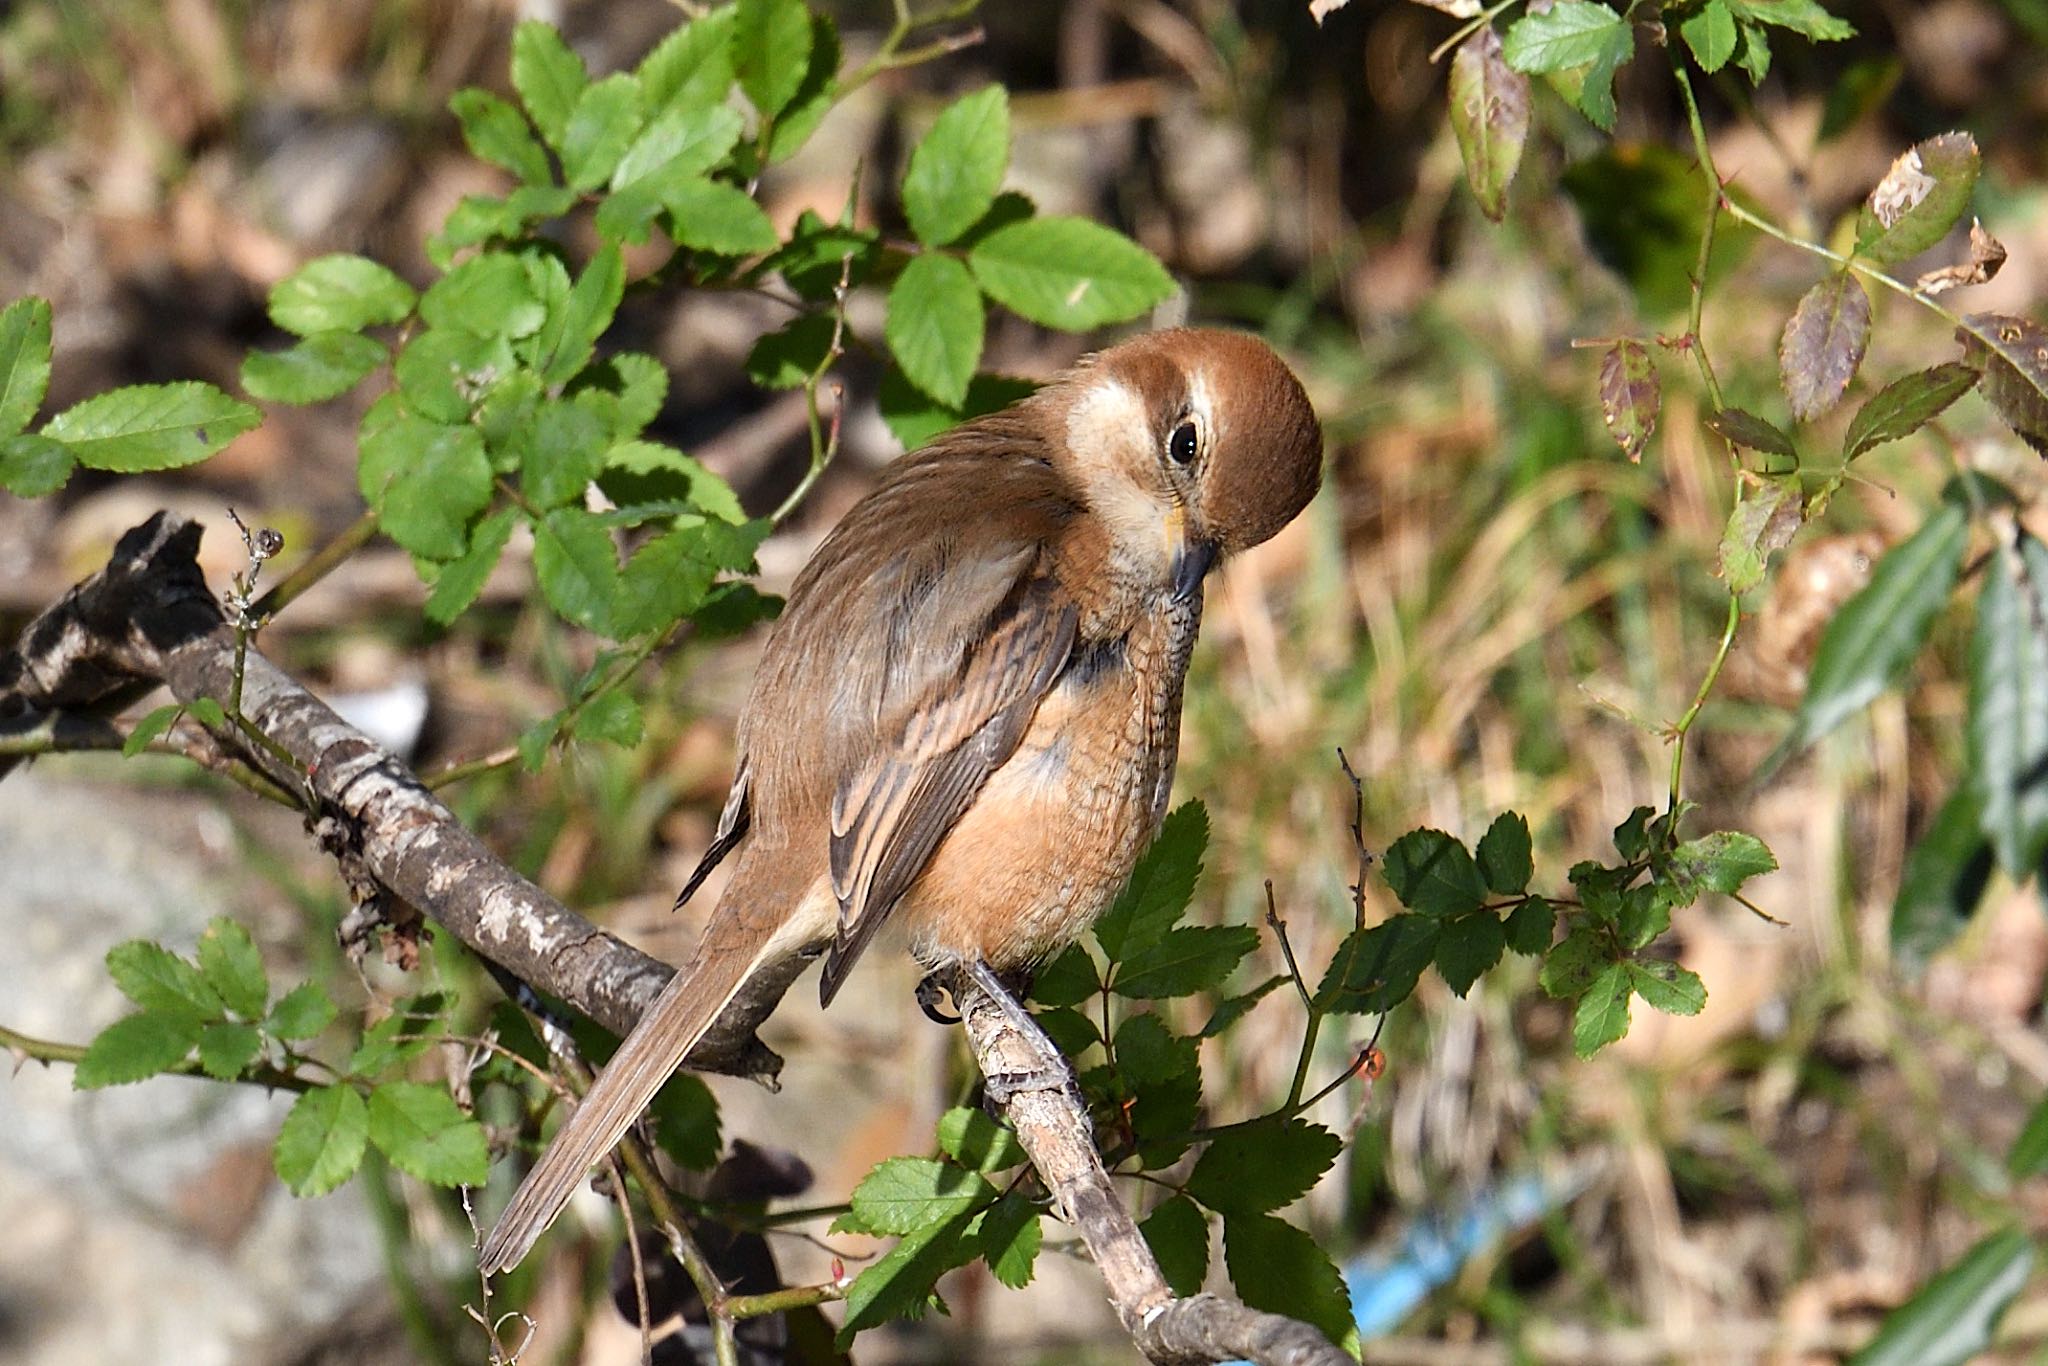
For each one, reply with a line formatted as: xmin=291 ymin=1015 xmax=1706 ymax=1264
xmin=3 ymin=0 xmax=2048 ymax=1361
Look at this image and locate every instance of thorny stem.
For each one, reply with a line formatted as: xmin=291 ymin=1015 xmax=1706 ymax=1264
xmin=1671 ymin=65 xmax=1728 ymax=416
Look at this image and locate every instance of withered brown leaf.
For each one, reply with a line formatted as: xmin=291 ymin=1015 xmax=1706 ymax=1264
xmin=1779 ymin=271 xmax=1871 ymax=421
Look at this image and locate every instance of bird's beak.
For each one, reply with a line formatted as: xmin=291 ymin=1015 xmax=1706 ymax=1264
xmin=1168 ymin=508 xmax=1219 ymax=601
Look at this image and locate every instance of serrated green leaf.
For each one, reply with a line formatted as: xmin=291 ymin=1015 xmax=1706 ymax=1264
xmin=266 ymin=981 xmax=338 ymax=1041
xmin=1476 ymin=811 xmax=1532 ymax=894
xmin=663 ymin=177 xmax=779 ymax=256
xmin=1096 ymin=802 xmax=1207 ymax=959
xmin=520 ymin=395 xmax=610 ymax=509
xmin=106 ymin=940 xmax=221 ymax=1017
xmin=887 ymin=252 xmax=983 ymax=408
xmin=1627 ymin=960 xmax=1706 ymax=1015
xmin=421 ymin=252 xmax=546 ymax=339
xmin=186 ymin=697 xmax=229 ymax=731
xmin=1539 ymin=924 xmax=1610 ymax=997
xmin=1776 ymin=503 xmax=1967 ymax=757
xmin=745 ymin=312 xmax=838 ymax=390
xmin=560 ymin=73 xmax=642 ymax=191
xmin=1725 ymin=0 xmax=1852 ymax=40
xmin=430 ymin=186 xmax=580 ymax=265
xmin=1316 ymin=913 xmax=1441 ymax=1013
xmin=449 ymin=87 xmax=553 ymax=185
xmin=1141 ymin=1195 xmax=1210 ymax=1296
xmin=612 ymin=526 xmax=719 ymax=636
xmin=1682 ymin=0 xmax=1738 ymax=71
xmin=1222 ymin=1213 xmax=1355 ymax=1348
xmin=1718 ymin=470 xmax=1804 ymax=595
xmin=0 ymin=434 xmax=73 ymax=496
xmin=1199 ymin=974 xmax=1287 ymax=1037
xmin=937 ymin=1108 xmax=1028 ymax=1172
xmin=1851 ymin=1228 xmax=2031 ymax=1366
xmin=1664 ymin=830 xmax=1777 ymax=903
xmin=1029 ymin=945 xmax=1100 ymax=1007
xmin=197 ymin=1021 xmax=263 ymax=1079
xmin=734 ymin=0 xmax=811 ymax=118
xmin=1502 ymin=0 xmax=1632 ymax=130
xmin=394 ymin=328 xmax=515 ymax=423
xmin=357 ymin=412 xmax=492 ymax=560
xmin=1504 ymin=896 xmax=1556 ymax=954
xmin=0 ymin=296 xmax=52 ymax=438
xmin=366 ymin=1081 xmax=489 ymax=1186
xmin=1736 ymin=20 xmax=1772 ymax=83
xmin=763 ymin=12 xmax=839 ymax=163
xmin=1113 ymin=1012 xmax=1197 ymax=1089
xmin=1598 ymin=338 xmax=1659 ymax=461
xmin=638 ymin=6 xmax=736 ymax=111
xmin=1892 ymin=785 xmax=1994 ymax=974
xmin=835 ymin=1208 xmax=980 ymax=1342
xmin=1706 ymin=407 xmax=1797 ymax=458
xmin=647 ymin=1072 xmax=722 ymax=1170
xmin=1573 ymin=962 xmax=1633 ymax=1056
xmin=274 ymin=1084 xmax=369 ymax=1196
xmin=1844 ymin=362 xmax=1979 ymax=460
xmin=347 ymin=992 xmax=448 ymax=1075
xmin=878 ymin=367 xmax=1037 ymax=451
xmin=534 ymin=244 xmax=623 ymax=387
xmin=74 ymin=1011 xmax=202 ymax=1087
xmin=611 ymin=101 xmax=744 ymax=190
xmin=424 ymin=506 xmax=517 ymax=626
xmin=592 ymin=352 xmax=667 ymax=437
xmin=1113 ymin=924 xmax=1255 ymax=1000
xmin=1188 ymin=1120 xmax=1341 ymax=1217
xmin=602 ymin=440 xmax=747 ymax=525
xmin=1857 ymin=133 xmax=1978 ymax=266
xmin=1969 ymin=533 xmax=2048 ymax=876
xmin=975 ymin=1193 xmax=1041 ymax=1289
xmin=534 ymin=507 xmax=619 ymax=634
xmin=511 ymin=20 xmax=587 ymax=150
xmin=196 ymin=918 xmax=267 ymax=1019
xmin=903 ymin=86 xmax=1009 ymax=247
xmin=242 ymin=331 xmax=387 ymax=405
xmin=269 ymin=255 xmax=416 ymax=336
xmin=769 ymin=210 xmax=880 ymax=298
xmin=1435 ymin=911 xmax=1507 ymax=995
xmin=969 ymin=217 xmax=1175 ymax=331
xmin=122 ymin=703 xmax=183 ymax=758
xmin=2009 ymin=1095 xmax=2048 ymax=1177
xmin=1448 ymin=28 xmax=1530 ymax=223
xmin=841 ymin=1156 xmax=994 ymax=1236
xmin=573 ymin=689 xmax=643 ymax=748
xmin=1382 ymin=827 xmax=1488 ymax=916
xmin=45 ymin=383 xmax=259 ymax=472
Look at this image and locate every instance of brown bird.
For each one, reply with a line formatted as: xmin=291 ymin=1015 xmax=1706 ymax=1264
xmin=479 ymin=327 xmax=1322 ymax=1275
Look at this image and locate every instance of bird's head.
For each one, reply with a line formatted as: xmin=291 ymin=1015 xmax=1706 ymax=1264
xmin=1049 ymin=328 xmax=1323 ymax=599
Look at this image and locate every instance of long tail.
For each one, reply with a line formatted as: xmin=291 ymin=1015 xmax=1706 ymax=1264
xmin=477 ymin=924 xmax=776 ymax=1276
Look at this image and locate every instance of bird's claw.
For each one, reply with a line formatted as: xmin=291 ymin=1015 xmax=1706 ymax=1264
xmin=915 ymin=972 xmax=961 ymax=1025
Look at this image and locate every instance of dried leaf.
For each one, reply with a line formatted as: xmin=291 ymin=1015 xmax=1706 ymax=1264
xmin=1779 ymin=271 xmax=1871 ymax=421
xmin=1719 ymin=471 xmax=1804 ymax=593
xmin=1916 ymin=219 xmax=2007 ymax=297
xmin=1448 ymin=29 xmax=1531 ymax=223
xmin=1869 ymin=147 xmax=1935 ymax=227
xmin=1957 ymin=313 xmax=2048 ymax=454
xmin=1707 ymin=407 xmax=1797 ymax=459
xmin=1858 ymin=133 xmax=1979 ymax=265
xmin=1598 ymin=339 xmax=1659 ymax=461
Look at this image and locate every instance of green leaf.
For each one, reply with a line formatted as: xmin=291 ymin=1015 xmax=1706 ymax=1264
xmin=1114 ymin=1013 xmax=1198 ymax=1090
xmin=1475 ymin=811 xmax=1532 ymax=894
xmin=424 ymin=507 xmax=517 ymax=626
xmin=0 ymin=434 xmax=73 ymax=496
xmin=1316 ymin=913 xmax=1441 ymax=1013
xmin=1736 ymin=21 xmax=1772 ymax=85
xmin=1850 ymin=1228 xmax=2032 ymax=1366
xmin=1222 ymin=1213 xmax=1355 ymax=1348
xmin=1705 ymin=406 xmax=1797 ymax=458
xmin=45 ymin=382 xmax=259 ymax=473
xmin=1681 ymin=0 xmax=1738 ymax=71
xmin=762 ymin=12 xmax=839 ymax=163
xmin=1200 ymin=974 xmax=1287 ymax=1037
xmin=647 ymin=1072 xmax=722 ymax=1171
xmin=366 ymin=1081 xmax=489 ymax=1186
xmin=268 ymin=254 xmax=416 ymax=336
xmin=393 ymin=328 xmax=515 ymax=423
xmin=534 ymin=507 xmax=620 ymax=634
xmin=1627 ymin=959 xmax=1707 ymax=1015
xmin=1113 ymin=925 xmax=1257 ymax=999
xmin=1448 ymin=29 xmax=1530 ymax=223
xmin=74 ymin=1011 xmax=202 ymax=1087
xmin=430 ymin=187 xmax=580 ymax=265
xmin=1857 ymin=132 xmax=1979 ymax=266
xmin=357 ymin=411 xmax=492 ymax=560
xmin=662 ymin=177 xmax=780 ymax=256
xmin=976 ymin=1193 xmax=1042 ymax=1289
xmin=196 ymin=918 xmax=267 ymax=1019
xmin=1501 ymin=0 xmax=1632 ymax=130
xmin=106 ymin=940 xmax=222 ymax=1017
xmin=1957 ymin=313 xmax=2048 ymax=455
xmin=769 ymin=210 xmax=881 ymax=298
xmin=1504 ymin=896 xmax=1556 ymax=954
xmin=1892 ymin=785 xmax=1994 ymax=974
xmin=613 ymin=524 xmax=719 ymax=636
xmin=878 ymin=367 xmax=1038 ymax=451
xmin=420 ymin=252 xmax=546 ymax=339
xmin=186 ymin=697 xmax=228 ymax=732
xmin=448 ymin=87 xmax=553 ymax=185
xmin=746 ymin=312 xmax=839 ymax=390
xmin=1969 ymin=532 xmax=2048 ymax=876
xmin=560 ymin=73 xmax=642 ymax=191
xmin=274 ymin=1084 xmax=369 ymax=1196
xmin=1540 ymin=924 xmax=1611 ymax=997
xmin=1718 ymin=471 xmax=1803 ymax=596
xmin=266 ymin=981 xmax=338 ymax=1041
xmin=903 ymin=86 xmax=1009 ymax=247
xmin=196 ymin=1021 xmax=263 ymax=1079
xmin=1140 ymin=1195 xmax=1210 ymax=1296
xmin=1187 ymin=1119 xmax=1341 ymax=1217
xmin=835 ymin=1209 xmax=980 ymax=1341
xmin=841 ymin=1156 xmax=994 ymax=1236
xmin=2009 ymin=1095 xmax=2048 ymax=1177
xmin=1435 ymin=911 xmax=1507 ymax=995
xmin=594 ymin=352 xmax=668 ymax=436
xmin=1096 ymin=802 xmax=1208 ymax=959
xmin=1843 ymin=362 xmax=1979 ymax=460
xmin=242 ymin=331 xmax=387 ymax=404
xmin=969 ymin=217 xmax=1176 ymax=331
xmin=1776 ymin=503 xmax=1967 ymax=757
xmin=1572 ymin=962 xmax=1633 ymax=1056
xmin=347 ymin=992 xmax=448 ymax=1075
xmin=1382 ymin=827 xmax=1488 ymax=917
xmin=602 ymin=445 xmax=751 ymax=526
xmin=611 ymin=101 xmax=744 ymax=190
xmin=887 ymin=252 xmax=985 ymax=408
xmin=520 ymin=395 xmax=611 ymax=509
xmin=573 ymin=689 xmax=643 ymax=747
xmin=0 ymin=295 xmax=53 ymax=438
xmin=734 ymin=0 xmax=812 ymax=118
xmin=511 ymin=20 xmax=587 ymax=150
xmin=536 ymin=243 xmax=624 ymax=387
xmin=1779 ymin=271 xmax=1871 ymax=421
xmin=122 ymin=703 xmax=183 ymax=757
xmin=1724 ymin=0 xmax=1852 ymax=40
xmin=1664 ymin=830 xmax=1777 ymax=902
xmin=937 ymin=1108 xmax=1028 ymax=1172
xmin=1598 ymin=340 xmax=1660 ymax=463
xmin=638 ymin=7 xmax=736 ymax=111
xmin=1030 ymin=945 xmax=1100 ymax=1007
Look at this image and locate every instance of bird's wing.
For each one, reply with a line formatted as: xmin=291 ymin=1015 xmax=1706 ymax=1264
xmin=818 ymin=532 xmax=1078 ymax=1005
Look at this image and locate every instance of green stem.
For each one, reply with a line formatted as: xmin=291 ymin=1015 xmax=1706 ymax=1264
xmin=722 ymin=1280 xmax=850 ymax=1320
xmin=251 ymin=507 xmax=379 ymax=620
xmin=424 ymin=746 xmax=521 ymax=791
xmin=0 ymin=1020 xmax=315 ymax=1091
xmin=1667 ymin=592 xmax=1741 ymax=816
xmin=1718 ymin=195 xmax=1968 ymax=327
xmin=1671 ymin=64 xmax=1728 ymax=414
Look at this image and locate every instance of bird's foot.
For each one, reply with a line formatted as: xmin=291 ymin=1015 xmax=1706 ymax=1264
xmin=984 ymin=1064 xmax=1069 ymax=1105
xmin=962 ymin=959 xmax=1081 ymax=1108
xmin=915 ymin=972 xmax=961 ymax=1025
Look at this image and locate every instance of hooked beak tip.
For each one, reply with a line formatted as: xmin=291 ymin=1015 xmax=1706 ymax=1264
xmin=1172 ymin=536 xmax=1219 ymax=601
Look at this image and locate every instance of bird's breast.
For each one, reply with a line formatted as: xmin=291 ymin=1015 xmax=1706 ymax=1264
xmin=901 ymin=588 xmax=1205 ymax=970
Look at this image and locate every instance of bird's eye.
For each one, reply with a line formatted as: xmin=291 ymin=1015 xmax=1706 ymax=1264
xmin=1167 ymin=420 xmax=1199 ymax=467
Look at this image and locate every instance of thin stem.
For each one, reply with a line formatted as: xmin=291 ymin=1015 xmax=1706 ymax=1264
xmin=0 ymin=1020 xmax=315 ymax=1091
xmin=722 ymin=1280 xmax=851 ymax=1320
xmin=615 ymin=1134 xmax=740 ymax=1366
xmin=1671 ymin=64 xmax=1728 ymax=414
xmin=1427 ymin=0 xmax=1516 ymax=63
xmin=1718 ymin=195 xmax=1968 ymax=328
xmin=425 ymin=746 xmax=522 ymax=791
xmin=0 ymin=717 xmax=299 ymax=806
xmin=1667 ymin=593 xmax=1741 ymax=815
xmin=252 ymin=508 xmax=378 ymax=620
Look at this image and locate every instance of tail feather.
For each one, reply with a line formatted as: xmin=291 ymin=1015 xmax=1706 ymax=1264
xmin=478 ymin=931 xmax=772 ymax=1276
